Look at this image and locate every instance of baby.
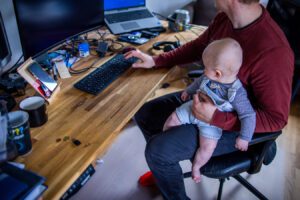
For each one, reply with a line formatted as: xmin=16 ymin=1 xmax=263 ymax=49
xmin=163 ymin=38 xmax=256 ymax=183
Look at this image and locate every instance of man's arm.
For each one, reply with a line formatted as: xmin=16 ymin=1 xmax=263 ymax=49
xmin=124 ymin=13 xmax=227 ymax=69
xmin=210 ymin=47 xmax=294 ymax=133
xmin=153 ymin=13 xmax=227 ymax=67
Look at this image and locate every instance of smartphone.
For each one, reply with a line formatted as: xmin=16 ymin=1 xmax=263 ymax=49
xmin=118 ymin=34 xmax=149 ymax=45
xmin=28 ymin=62 xmax=58 ymax=92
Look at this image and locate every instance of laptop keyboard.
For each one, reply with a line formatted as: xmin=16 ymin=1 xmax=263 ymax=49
xmin=106 ymin=9 xmax=153 ymax=24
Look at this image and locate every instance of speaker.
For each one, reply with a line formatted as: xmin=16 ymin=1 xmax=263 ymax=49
xmin=0 ymin=12 xmax=11 ymax=68
xmin=0 ymin=0 xmax=23 ymax=75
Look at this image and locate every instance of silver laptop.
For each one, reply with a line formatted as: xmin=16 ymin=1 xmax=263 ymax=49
xmin=104 ymin=0 xmax=162 ymax=34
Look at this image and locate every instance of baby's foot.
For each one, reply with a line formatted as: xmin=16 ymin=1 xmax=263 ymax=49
xmin=192 ymin=167 xmax=201 ymax=183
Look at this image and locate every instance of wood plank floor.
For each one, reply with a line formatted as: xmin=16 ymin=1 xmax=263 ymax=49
xmin=71 ymin=98 xmax=300 ymax=200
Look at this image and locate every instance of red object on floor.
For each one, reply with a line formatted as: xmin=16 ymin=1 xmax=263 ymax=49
xmin=138 ymin=171 xmax=156 ymax=186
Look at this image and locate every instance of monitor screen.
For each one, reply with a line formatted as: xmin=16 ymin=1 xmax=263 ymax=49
xmin=0 ymin=12 xmax=11 ymax=69
xmin=13 ymin=0 xmax=104 ymax=59
xmin=104 ymin=0 xmax=145 ymax=11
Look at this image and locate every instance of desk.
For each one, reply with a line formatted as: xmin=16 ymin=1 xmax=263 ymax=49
xmin=16 ymin=23 xmax=206 ymax=199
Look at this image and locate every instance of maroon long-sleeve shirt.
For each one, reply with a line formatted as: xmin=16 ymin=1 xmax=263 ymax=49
xmin=153 ymin=7 xmax=294 ymax=133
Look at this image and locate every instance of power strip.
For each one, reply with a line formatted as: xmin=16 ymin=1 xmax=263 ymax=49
xmin=60 ymin=164 xmax=95 ymax=200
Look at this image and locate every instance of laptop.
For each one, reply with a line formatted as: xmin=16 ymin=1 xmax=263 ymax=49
xmin=104 ymin=0 xmax=162 ymax=34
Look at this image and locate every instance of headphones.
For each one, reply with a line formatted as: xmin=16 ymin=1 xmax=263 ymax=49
xmin=152 ymin=36 xmax=181 ymax=52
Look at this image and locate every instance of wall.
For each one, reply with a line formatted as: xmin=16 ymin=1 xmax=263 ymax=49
xmin=260 ymin=0 xmax=269 ymax=7
xmin=148 ymin=0 xmax=269 ymax=17
xmin=147 ymin=0 xmax=193 ymax=16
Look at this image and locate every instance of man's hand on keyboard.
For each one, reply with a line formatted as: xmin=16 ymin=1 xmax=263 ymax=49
xmin=124 ymin=50 xmax=155 ymax=69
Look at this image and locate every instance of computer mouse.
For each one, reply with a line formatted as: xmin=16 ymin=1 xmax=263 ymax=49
xmin=122 ymin=46 xmax=136 ymax=54
xmin=161 ymin=82 xmax=170 ymax=89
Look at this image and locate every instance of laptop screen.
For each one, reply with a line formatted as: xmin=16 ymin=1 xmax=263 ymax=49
xmin=104 ymin=0 xmax=145 ymax=11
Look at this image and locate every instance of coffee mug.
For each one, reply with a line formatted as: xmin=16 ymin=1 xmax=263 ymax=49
xmin=19 ymin=96 xmax=48 ymax=127
xmin=7 ymin=111 xmax=32 ymax=155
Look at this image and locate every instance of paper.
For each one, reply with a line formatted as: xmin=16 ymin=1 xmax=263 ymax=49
xmin=55 ymin=61 xmax=71 ymax=79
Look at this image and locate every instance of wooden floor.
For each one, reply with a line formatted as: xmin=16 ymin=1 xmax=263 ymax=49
xmin=71 ymin=96 xmax=300 ymax=200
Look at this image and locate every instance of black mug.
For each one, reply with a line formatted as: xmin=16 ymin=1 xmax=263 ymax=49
xmin=7 ymin=111 xmax=32 ymax=155
xmin=19 ymin=96 xmax=48 ymax=127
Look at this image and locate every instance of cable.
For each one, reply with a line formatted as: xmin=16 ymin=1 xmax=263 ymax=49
xmin=7 ymin=54 xmax=24 ymax=73
xmin=189 ymin=28 xmax=200 ymax=37
xmin=47 ymin=26 xmax=119 ymax=75
xmin=96 ymin=30 xmax=124 ymax=53
xmin=69 ymin=57 xmax=101 ymax=75
xmin=152 ymin=12 xmax=176 ymax=22
xmin=190 ymin=25 xmax=207 ymax=33
xmin=175 ymin=35 xmax=180 ymax=42
xmin=176 ymin=32 xmax=188 ymax=43
xmin=108 ymin=40 xmax=124 ymax=53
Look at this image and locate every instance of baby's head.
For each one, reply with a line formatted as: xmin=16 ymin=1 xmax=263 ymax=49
xmin=202 ymin=38 xmax=243 ymax=83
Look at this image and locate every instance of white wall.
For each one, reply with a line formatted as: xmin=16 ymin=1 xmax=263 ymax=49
xmin=147 ymin=0 xmax=193 ymax=16
xmin=260 ymin=0 xmax=269 ymax=7
xmin=148 ymin=0 xmax=269 ymax=17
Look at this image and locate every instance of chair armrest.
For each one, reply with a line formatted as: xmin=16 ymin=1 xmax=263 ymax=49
xmin=247 ymin=131 xmax=281 ymax=174
xmin=249 ymin=131 xmax=281 ymax=146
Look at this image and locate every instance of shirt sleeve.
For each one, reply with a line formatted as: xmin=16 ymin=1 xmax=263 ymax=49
xmin=185 ymin=75 xmax=204 ymax=95
xmin=211 ymin=46 xmax=294 ymax=133
xmin=231 ymin=87 xmax=256 ymax=141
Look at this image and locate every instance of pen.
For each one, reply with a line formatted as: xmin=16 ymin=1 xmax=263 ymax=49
xmin=53 ymin=64 xmax=58 ymax=80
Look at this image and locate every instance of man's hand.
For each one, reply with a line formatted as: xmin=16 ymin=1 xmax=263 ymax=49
xmin=235 ymin=137 xmax=249 ymax=151
xmin=124 ymin=50 xmax=155 ymax=69
xmin=192 ymin=92 xmax=217 ymax=123
xmin=181 ymin=91 xmax=190 ymax=101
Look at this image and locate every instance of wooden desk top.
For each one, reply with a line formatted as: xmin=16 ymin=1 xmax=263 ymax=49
xmin=16 ymin=23 xmax=206 ymax=199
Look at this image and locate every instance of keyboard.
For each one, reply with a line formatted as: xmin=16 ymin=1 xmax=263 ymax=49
xmin=105 ymin=9 xmax=153 ymax=24
xmin=74 ymin=54 xmax=138 ymax=95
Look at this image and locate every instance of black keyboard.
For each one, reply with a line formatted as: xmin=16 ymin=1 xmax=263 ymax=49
xmin=106 ymin=9 xmax=153 ymax=24
xmin=74 ymin=54 xmax=138 ymax=95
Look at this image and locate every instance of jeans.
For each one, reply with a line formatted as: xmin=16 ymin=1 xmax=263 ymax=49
xmin=134 ymin=92 xmax=239 ymax=200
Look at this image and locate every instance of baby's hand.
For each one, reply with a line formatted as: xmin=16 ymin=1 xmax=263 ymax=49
xmin=235 ymin=137 xmax=249 ymax=151
xmin=181 ymin=91 xmax=190 ymax=101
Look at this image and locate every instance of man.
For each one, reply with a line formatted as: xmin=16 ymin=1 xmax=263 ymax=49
xmin=125 ymin=0 xmax=294 ymax=199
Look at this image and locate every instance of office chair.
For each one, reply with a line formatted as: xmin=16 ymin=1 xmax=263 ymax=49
xmin=183 ymin=131 xmax=281 ymax=200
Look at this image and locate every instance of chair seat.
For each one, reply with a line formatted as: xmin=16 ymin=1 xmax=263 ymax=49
xmin=201 ymin=151 xmax=252 ymax=179
xmin=196 ymin=131 xmax=281 ymax=179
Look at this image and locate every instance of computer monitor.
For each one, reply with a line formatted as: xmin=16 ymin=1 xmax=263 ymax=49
xmin=104 ymin=0 xmax=145 ymax=11
xmin=13 ymin=0 xmax=104 ymax=59
xmin=0 ymin=0 xmax=23 ymax=76
xmin=0 ymin=12 xmax=11 ymax=70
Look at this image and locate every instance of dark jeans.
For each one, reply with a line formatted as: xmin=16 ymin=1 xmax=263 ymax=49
xmin=134 ymin=92 xmax=239 ymax=200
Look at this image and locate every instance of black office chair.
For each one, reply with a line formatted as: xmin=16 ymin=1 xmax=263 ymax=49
xmin=183 ymin=131 xmax=281 ymax=200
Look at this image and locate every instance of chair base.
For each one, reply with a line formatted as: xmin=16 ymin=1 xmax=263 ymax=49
xmin=217 ymin=174 xmax=268 ymax=200
xmin=217 ymin=178 xmax=225 ymax=200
